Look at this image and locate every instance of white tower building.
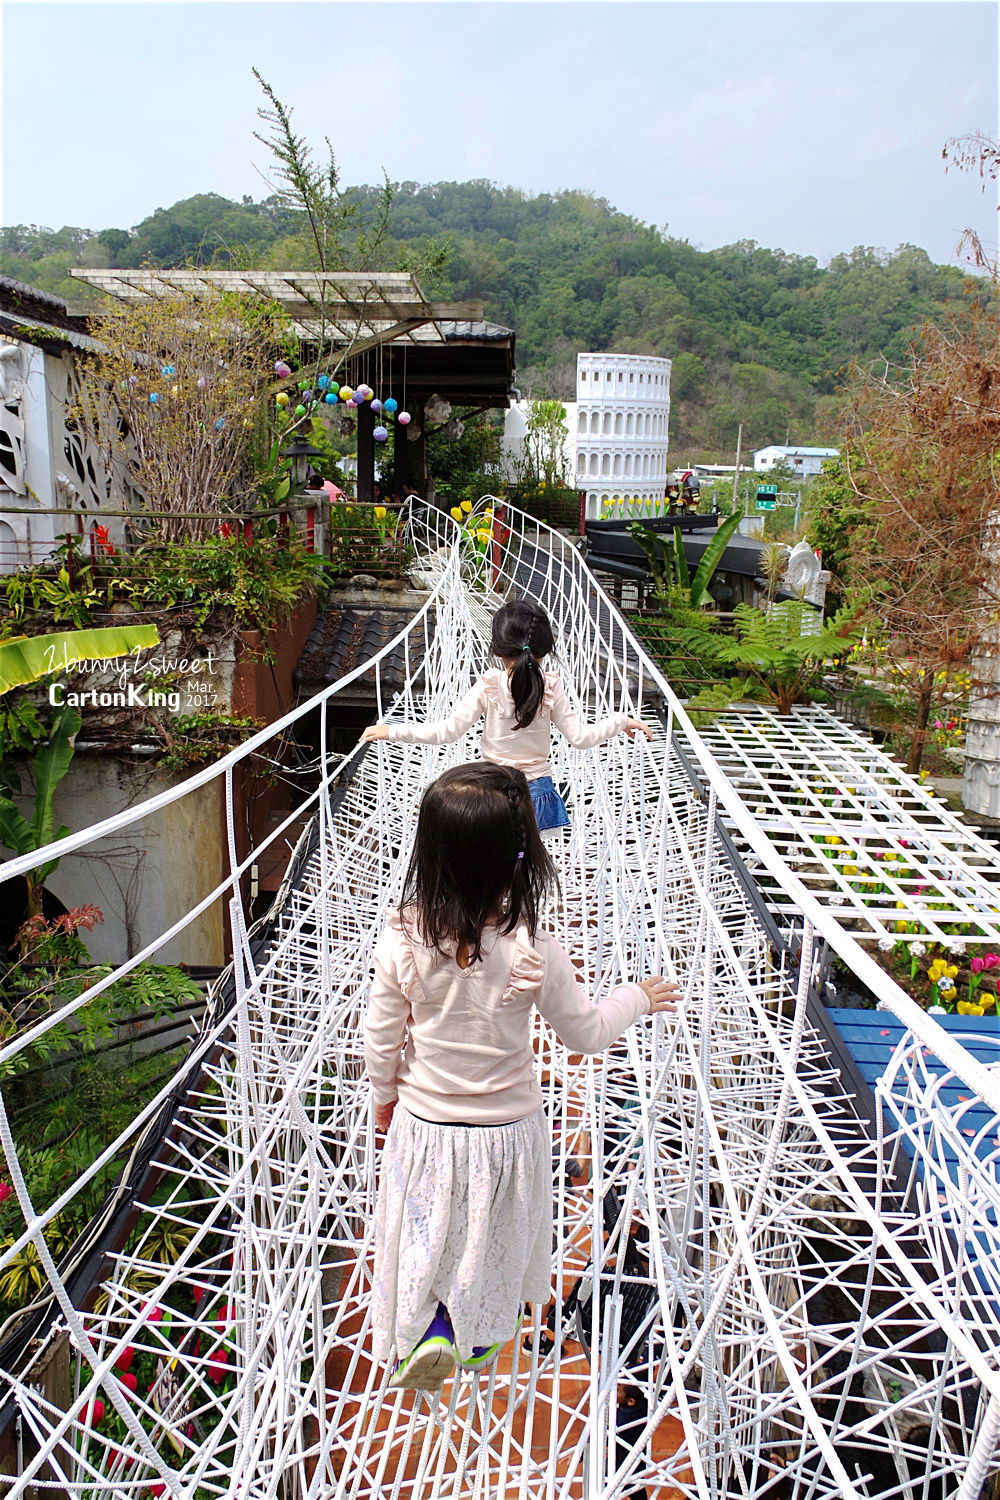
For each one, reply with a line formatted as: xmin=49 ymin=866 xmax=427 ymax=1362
xmin=573 ymin=353 xmax=671 ymax=520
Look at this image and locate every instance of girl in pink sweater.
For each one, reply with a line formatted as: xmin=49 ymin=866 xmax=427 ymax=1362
xmin=362 ymin=599 xmax=651 ymax=832
xmin=365 ymin=761 xmax=677 ymax=1390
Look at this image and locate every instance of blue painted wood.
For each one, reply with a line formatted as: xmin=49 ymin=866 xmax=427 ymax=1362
xmin=826 ymin=1008 xmax=1000 ymax=1262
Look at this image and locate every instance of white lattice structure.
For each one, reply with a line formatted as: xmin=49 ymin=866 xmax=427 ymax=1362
xmin=0 ymin=502 xmax=998 ymax=1500
xmin=696 ymin=704 xmax=1000 ymax=947
xmin=574 ymin=354 xmax=671 ymax=519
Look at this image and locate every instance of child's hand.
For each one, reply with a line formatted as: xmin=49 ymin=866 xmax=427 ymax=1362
xmin=361 ymin=724 xmax=390 ymax=743
xmin=374 ymin=1100 xmax=396 ymax=1133
xmin=623 ymin=719 xmax=653 ymax=741
xmin=639 ymin=976 xmax=681 ymax=1014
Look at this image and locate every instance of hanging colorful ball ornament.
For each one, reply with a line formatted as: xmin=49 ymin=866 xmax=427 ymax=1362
xmin=317 ymin=374 xmax=329 ymax=390
xmin=298 ymin=379 xmax=309 ymax=391
xmin=384 ymin=397 xmax=398 ymax=414
xmin=274 ymin=360 xmax=291 ymax=378
xmin=303 ymin=390 xmax=314 ymax=403
xmin=324 ymin=392 xmax=337 ymax=404
xmin=339 ymin=386 xmax=354 ymax=403
xmin=149 ymin=392 xmax=160 ymax=404
xmin=197 ymin=375 xmax=209 ymax=389
xmin=397 ymin=411 xmax=411 ymax=425
xmin=328 ymin=382 xmax=340 ymax=397
xmin=171 ymin=384 xmax=179 ymax=396
xmin=373 ymin=425 xmax=389 ymax=443
xmin=276 ymin=391 xmax=289 ymax=407
xmin=295 ymin=403 xmax=307 ymax=417
xmin=370 ymin=399 xmax=382 ymax=414
xmin=215 ymin=418 xmax=225 ymax=431
xmin=161 ymin=364 xmax=176 ymax=377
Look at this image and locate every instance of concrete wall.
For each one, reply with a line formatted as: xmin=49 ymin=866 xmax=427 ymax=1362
xmin=34 ymin=756 xmax=228 ymax=968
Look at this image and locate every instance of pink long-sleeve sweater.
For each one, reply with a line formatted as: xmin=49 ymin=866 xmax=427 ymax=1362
xmin=364 ymin=912 xmax=649 ymax=1124
xmin=382 ymin=669 xmax=629 ymax=782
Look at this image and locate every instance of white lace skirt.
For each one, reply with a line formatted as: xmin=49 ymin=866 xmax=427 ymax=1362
xmin=372 ymin=1106 xmax=552 ymax=1362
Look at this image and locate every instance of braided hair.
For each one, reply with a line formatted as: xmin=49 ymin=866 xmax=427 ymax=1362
xmin=401 ymin=762 xmax=556 ymax=963
xmin=491 ymin=600 xmax=556 ymax=730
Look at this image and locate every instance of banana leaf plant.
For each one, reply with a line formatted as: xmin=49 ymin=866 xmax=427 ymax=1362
xmin=0 ymin=625 xmax=160 ymax=918
xmin=628 ymin=511 xmax=742 ymax=608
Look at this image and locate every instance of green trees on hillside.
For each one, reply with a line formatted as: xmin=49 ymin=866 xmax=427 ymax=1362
xmin=0 ymin=184 xmax=971 ymax=456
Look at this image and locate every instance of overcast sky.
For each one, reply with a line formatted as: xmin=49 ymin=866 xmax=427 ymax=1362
xmin=2 ymin=1 xmax=998 ymax=266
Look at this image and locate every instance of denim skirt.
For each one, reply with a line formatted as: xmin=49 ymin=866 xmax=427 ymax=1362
xmin=529 ymin=776 xmax=570 ymax=832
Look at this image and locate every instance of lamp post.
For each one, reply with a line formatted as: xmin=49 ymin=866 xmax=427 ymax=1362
xmin=280 ymin=435 xmax=324 ymax=493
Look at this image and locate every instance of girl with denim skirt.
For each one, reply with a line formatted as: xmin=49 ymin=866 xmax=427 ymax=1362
xmin=361 ymin=600 xmax=651 ymax=832
xmin=364 ymin=762 xmax=678 ymax=1388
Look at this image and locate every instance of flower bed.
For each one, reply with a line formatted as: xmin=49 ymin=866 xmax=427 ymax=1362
xmin=328 ymin=501 xmax=411 ymax=579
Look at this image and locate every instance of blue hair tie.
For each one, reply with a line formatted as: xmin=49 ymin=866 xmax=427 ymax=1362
xmin=521 ymin=645 xmax=531 ymax=654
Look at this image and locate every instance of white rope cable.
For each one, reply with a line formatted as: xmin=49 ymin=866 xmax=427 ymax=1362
xmin=0 ymin=499 xmax=996 ymax=1499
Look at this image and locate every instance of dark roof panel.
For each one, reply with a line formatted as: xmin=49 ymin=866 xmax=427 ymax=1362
xmin=295 ymin=604 xmax=430 ymax=696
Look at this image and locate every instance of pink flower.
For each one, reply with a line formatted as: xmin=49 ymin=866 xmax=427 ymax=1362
xmin=192 ymin=1286 xmax=204 ymax=1306
xmin=971 ymin=956 xmax=985 ymax=974
xmin=115 ymin=1345 xmax=134 ymax=1373
xmin=0 ymin=1181 xmax=12 ymax=1205
xmin=150 ymin=1484 xmax=167 ymax=1498
xmin=946 ymin=720 xmax=956 ymax=730
xmin=933 ymin=720 xmax=943 ymax=730
xmin=207 ymin=1348 xmax=229 ymax=1384
xmin=986 ymin=953 xmax=1000 ymax=971
xmin=83 ymin=1398 xmax=105 ymax=1425
xmin=140 ymin=1303 xmax=163 ymax=1323
xmin=118 ymin=1371 xmax=138 ymax=1394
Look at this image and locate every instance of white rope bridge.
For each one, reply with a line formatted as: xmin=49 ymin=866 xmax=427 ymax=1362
xmin=0 ymin=501 xmax=998 ymax=1499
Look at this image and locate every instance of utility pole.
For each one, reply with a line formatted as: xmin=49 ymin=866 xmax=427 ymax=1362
xmin=732 ymin=424 xmax=743 ymax=515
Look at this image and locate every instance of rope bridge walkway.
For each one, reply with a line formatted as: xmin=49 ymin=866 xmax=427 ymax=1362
xmin=0 ymin=503 xmax=997 ymax=1499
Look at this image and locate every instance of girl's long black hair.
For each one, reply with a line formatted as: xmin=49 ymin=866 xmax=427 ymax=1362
xmin=401 ymin=762 xmax=556 ymax=963
xmin=491 ymin=600 xmax=555 ymax=730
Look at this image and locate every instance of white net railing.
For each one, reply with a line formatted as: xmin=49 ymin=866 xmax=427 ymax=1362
xmin=0 ymin=500 xmax=997 ymax=1499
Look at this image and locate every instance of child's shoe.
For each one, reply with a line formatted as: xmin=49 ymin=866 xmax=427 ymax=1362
xmin=459 ymin=1308 xmax=524 ymax=1371
xmin=389 ymin=1307 xmax=457 ymax=1390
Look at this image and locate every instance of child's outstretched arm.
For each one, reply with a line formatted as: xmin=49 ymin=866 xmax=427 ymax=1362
xmin=547 ymin=679 xmax=652 ymax=748
xmin=534 ymin=938 xmax=680 ymax=1053
xmin=361 ymin=678 xmax=489 ymax=746
xmin=364 ymin=925 xmax=413 ymax=1136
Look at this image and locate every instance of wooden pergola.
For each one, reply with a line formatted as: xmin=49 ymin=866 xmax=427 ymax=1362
xmin=70 ymin=269 xmax=516 ymax=503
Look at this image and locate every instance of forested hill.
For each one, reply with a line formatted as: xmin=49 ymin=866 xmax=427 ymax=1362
xmin=0 ymin=182 xmax=971 ymax=457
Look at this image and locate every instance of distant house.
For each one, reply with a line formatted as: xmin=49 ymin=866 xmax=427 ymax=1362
xmin=753 ymin=445 xmax=839 ymax=478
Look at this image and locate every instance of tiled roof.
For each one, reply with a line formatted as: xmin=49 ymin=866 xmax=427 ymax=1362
xmin=0 ymin=276 xmax=104 ymax=353
xmin=294 ymin=604 xmax=430 ymax=697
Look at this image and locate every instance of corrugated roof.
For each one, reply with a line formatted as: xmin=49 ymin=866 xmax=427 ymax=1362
xmin=440 ymin=320 xmax=513 ymax=342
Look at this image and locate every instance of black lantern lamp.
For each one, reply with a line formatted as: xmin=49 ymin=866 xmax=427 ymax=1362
xmin=281 ymin=434 xmax=324 ymax=491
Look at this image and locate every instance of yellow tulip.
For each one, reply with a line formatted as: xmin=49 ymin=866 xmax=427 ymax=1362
xmin=842 ymin=864 xmax=857 ymax=876
xmin=374 ymin=506 xmax=386 ymax=519
xmin=957 ymin=1001 xmax=985 ymax=1016
xmin=450 ymin=506 xmax=463 ymax=522
xmin=461 ymin=500 xmax=473 ymax=513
